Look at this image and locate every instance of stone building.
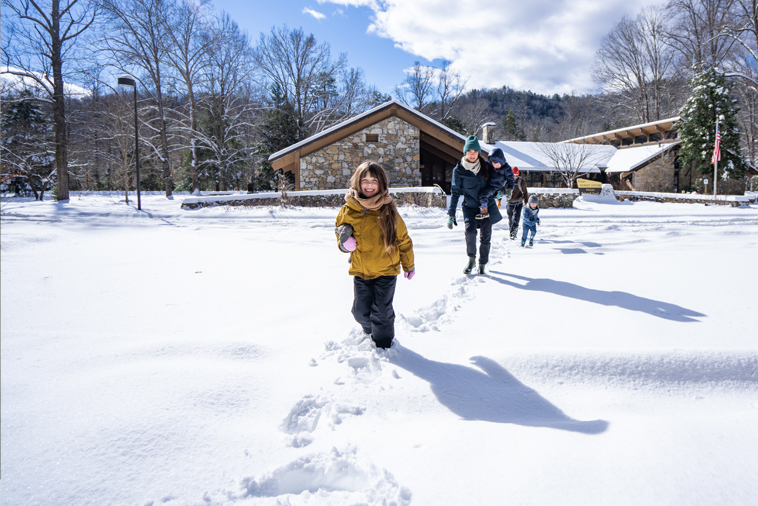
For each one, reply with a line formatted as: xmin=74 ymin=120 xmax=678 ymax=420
xmin=269 ymin=100 xmax=467 ymax=192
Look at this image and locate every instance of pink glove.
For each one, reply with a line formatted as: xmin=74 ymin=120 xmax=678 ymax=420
xmin=343 ymin=236 xmax=357 ymax=252
xmin=404 ymin=269 xmax=415 ymax=280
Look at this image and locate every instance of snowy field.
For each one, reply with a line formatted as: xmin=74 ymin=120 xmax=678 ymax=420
xmin=2 ymin=193 xmax=757 ymax=506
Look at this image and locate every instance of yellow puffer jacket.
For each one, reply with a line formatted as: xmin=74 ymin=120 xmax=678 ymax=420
xmin=335 ymin=198 xmax=414 ymax=279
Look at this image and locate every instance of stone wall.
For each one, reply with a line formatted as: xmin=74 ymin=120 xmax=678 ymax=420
xmin=299 ymin=117 xmax=421 ymax=190
xmin=530 ymin=190 xmax=579 ymax=208
xmin=615 ymin=191 xmax=754 ymax=207
xmin=180 ymin=189 xmax=446 ymax=210
xmin=629 ymin=150 xmax=677 ymax=192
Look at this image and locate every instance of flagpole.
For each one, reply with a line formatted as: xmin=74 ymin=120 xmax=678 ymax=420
xmin=713 ymin=117 xmax=719 ymax=197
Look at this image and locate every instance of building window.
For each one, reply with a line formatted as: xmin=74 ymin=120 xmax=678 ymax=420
xmin=365 ymin=133 xmax=379 ymax=142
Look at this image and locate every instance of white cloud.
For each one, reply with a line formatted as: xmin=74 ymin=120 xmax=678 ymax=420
xmin=302 ymin=7 xmax=327 ymax=20
xmin=319 ymin=0 xmax=662 ymax=95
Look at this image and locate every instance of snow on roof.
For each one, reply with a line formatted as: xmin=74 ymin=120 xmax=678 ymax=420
xmin=605 ymin=142 xmax=679 ymax=173
xmin=268 ymin=100 xmax=469 ymax=162
xmin=480 ymin=140 xmax=617 ymax=173
xmin=1 ymin=67 xmax=92 ymax=98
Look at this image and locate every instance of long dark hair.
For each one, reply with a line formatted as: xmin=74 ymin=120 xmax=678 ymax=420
xmin=350 ymin=161 xmax=399 ymax=253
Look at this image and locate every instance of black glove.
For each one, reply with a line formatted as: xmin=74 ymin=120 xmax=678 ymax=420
xmin=446 ymin=216 xmax=457 ymax=229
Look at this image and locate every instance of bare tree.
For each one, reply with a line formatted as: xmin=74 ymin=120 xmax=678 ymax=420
xmin=665 ymin=0 xmax=739 ymax=69
xmin=88 ymin=91 xmax=138 ymax=200
xmin=454 ymin=99 xmax=493 ymax=137
xmin=394 ymin=61 xmax=436 ymax=114
xmin=195 ymin=13 xmax=256 ymax=191
xmin=593 ymin=6 xmax=677 ymax=124
xmin=538 ymin=142 xmax=606 ymax=188
xmin=162 ymin=0 xmax=216 ymax=192
xmin=435 ymin=59 xmax=468 ymax=121
xmin=254 ymin=25 xmax=347 ymax=139
xmin=308 ymin=67 xmax=374 ymax=133
xmin=100 ymin=0 xmax=176 ymax=197
xmin=1 ymin=0 xmax=97 ymax=200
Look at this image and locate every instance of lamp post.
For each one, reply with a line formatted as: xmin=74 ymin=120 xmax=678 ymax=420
xmin=118 ymin=75 xmax=141 ymax=210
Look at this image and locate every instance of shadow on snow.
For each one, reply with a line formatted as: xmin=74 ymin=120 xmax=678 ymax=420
xmin=488 ymin=271 xmax=705 ymax=322
xmin=392 ymin=346 xmax=608 ymax=435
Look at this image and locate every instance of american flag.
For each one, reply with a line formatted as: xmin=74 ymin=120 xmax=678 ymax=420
xmin=711 ymin=124 xmax=721 ymax=165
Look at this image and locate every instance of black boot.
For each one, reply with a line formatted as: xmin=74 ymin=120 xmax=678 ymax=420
xmin=478 ymin=263 xmax=486 ymax=275
xmin=463 ymin=257 xmax=476 ymax=274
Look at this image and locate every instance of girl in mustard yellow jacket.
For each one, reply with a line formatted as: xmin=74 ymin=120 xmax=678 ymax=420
xmin=335 ymin=161 xmax=415 ymax=349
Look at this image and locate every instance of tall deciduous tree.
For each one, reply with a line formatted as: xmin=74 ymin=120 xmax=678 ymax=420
xmin=665 ymin=0 xmax=739 ymax=69
xmin=593 ymin=6 xmax=677 ymax=123
xmin=1 ymin=0 xmax=97 ymax=200
xmin=163 ymin=0 xmax=216 ymax=193
xmin=394 ymin=61 xmax=435 ymax=113
xmin=253 ymin=26 xmax=348 ymax=139
xmin=195 ymin=13 xmax=256 ymax=191
xmin=100 ymin=0 xmax=176 ymax=197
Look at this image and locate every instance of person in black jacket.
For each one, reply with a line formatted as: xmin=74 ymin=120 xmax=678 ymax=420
xmin=447 ymin=136 xmax=512 ymax=274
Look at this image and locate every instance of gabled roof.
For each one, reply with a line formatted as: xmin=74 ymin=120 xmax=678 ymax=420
xmin=268 ymin=99 xmax=472 ymax=163
xmin=563 ymin=117 xmax=681 ymax=145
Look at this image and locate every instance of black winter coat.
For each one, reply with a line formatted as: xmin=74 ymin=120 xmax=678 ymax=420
xmin=480 ymin=163 xmax=515 ymax=203
xmin=448 ymin=159 xmax=503 ymax=224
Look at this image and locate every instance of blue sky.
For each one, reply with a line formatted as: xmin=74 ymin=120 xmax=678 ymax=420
xmin=210 ymin=0 xmax=663 ymax=96
xmin=213 ymin=0 xmax=425 ymax=96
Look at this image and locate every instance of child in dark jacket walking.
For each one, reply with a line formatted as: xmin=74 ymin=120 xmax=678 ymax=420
xmin=334 ymin=161 xmax=415 ymax=349
xmin=521 ymin=194 xmax=541 ymax=247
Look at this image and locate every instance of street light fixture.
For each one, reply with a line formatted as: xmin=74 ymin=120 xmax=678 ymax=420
xmin=118 ymin=75 xmax=141 ymax=210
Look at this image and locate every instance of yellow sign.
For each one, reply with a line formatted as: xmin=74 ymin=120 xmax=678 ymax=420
xmin=577 ymin=178 xmax=603 ymax=194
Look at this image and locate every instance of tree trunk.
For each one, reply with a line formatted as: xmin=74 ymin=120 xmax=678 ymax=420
xmin=51 ymin=0 xmax=69 ymax=201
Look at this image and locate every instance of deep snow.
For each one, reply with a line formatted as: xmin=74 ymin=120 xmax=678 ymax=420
xmin=1 ymin=193 xmax=757 ymax=505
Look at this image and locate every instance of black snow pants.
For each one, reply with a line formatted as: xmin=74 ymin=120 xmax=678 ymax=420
xmin=464 ymin=218 xmax=492 ymax=264
xmin=352 ymin=275 xmax=397 ymax=348
xmin=507 ymin=202 xmax=523 ymax=236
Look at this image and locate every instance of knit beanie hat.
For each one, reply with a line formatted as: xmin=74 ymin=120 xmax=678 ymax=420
xmin=512 ymin=167 xmax=520 ymax=176
xmin=463 ymin=135 xmax=481 ymax=154
xmin=528 ymin=194 xmax=539 ymax=205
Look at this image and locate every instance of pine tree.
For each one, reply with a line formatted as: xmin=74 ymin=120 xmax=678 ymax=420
xmin=255 ymin=84 xmax=302 ymax=191
xmin=502 ymin=108 xmax=526 ymax=141
xmin=678 ymin=66 xmax=746 ymax=183
xmin=1 ymin=90 xmax=55 ymax=199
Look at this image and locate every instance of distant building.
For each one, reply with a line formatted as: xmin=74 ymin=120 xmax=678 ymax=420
xmin=269 ymin=103 xmax=750 ymax=193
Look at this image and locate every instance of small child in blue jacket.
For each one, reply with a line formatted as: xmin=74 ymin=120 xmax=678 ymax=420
xmin=521 ymin=194 xmax=540 ymax=247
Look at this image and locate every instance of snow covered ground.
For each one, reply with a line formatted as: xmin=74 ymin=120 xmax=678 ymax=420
xmin=2 ymin=193 xmax=757 ymax=506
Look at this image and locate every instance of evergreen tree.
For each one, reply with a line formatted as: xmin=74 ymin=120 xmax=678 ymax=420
xmin=255 ymin=84 xmax=302 ymax=191
xmin=678 ymin=67 xmax=746 ymax=182
xmin=502 ymin=108 xmax=526 ymax=141
xmin=1 ymin=90 xmax=55 ymax=199
xmin=441 ymin=116 xmax=466 ymax=135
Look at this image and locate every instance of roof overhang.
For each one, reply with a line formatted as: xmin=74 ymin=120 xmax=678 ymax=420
xmin=563 ymin=117 xmax=681 ymax=145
